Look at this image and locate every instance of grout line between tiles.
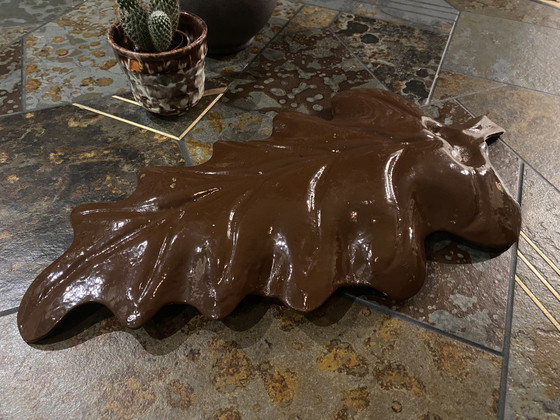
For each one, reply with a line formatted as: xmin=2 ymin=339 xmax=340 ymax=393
xmin=427 ymin=85 xmax=505 ymax=106
xmin=177 ymin=93 xmax=225 ymax=140
xmin=226 ymin=6 xmax=303 ymax=79
xmin=515 ymin=275 xmax=560 ymax=331
xmin=383 ymin=0 xmax=457 ymax=15
xmin=206 ymin=9 xmax=300 ymax=116
xmin=517 ymin=251 xmax=560 ymax=301
xmin=497 ymin=161 xmax=524 ymax=420
xmin=446 ymin=66 xmax=560 ymax=101
xmin=520 ymin=231 xmax=560 ymax=276
xmin=21 ymin=33 xmax=27 ymax=113
xmin=0 ymin=306 xmax=19 ymax=318
xmin=425 ymin=10 xmax=459 ymax=105
xmin=349 ymin=294 xmax=502 ymax=357
xmin=381 ymin=5 xmax=457 ymax=21
xmin=329 ymin=25 xmax=388 ymax=91
xmin=508 ymin=153 xmax=560 ymax=195
xmin=72 ymin=103 xmax=181 ymax=140
xmin=177 ymin=140 xmax=194 ymax=166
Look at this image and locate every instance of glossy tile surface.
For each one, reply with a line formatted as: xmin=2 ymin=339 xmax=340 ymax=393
xmin=296 ymin=0 xmax=354 ymax=12
xmin=24 ymin=0 xmax=125 ymax=110
xmin=431 ymin=70 xmax=506 ymax=102
xmin=181 ymin=103 xmax=273 ymax=165
xmin=376 ymin=0 xmax=457 ymax=31
xmin=519 ymin=168 xmax=560 ymax=272
xmin=446 ymin=0 xmax=560 ymax=29
xmin=334 ymin=13 xmax=448 ymax=103
xmin=225 ymin=28 xmax=384 ymax=118
xmin=459 ymin=86 xmax=560 ymax=189
xmin=505 ymin=279 xmax=560 ymax=417
xmin=444 ymin=12 xmax=560 ymax=96
xmin=0 ymin=25 xmax=35 ymax=50
xmin=0 ymin=105 xmax=183 ymax=311
xmin=205 ymin=0 xmax=301 ymax=78
xmin=503 ymin=166 xmax=560 ymax=417
xmin=1 ymin=0 xmax=78 ymax=27
xmin=284 ymin=5 xmax=338 ymax=33
xmin=0 ymin=299 xmax=502 ymax=419
xmin=0 ymin=40 xmax=22 ymax=115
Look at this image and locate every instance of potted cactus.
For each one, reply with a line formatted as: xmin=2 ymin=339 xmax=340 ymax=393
xmin=108 ymin=0 xmax=208 ymax=115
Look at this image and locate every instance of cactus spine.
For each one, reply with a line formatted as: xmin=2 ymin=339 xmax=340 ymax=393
xmin=116 ymin=0 xmax=180 ymax=53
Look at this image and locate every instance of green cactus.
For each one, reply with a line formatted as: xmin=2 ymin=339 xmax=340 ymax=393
xmin=116 ymin=0 xmax=180 ymax=53
xmin=150 ymin=0 xmax=179 ymax=30
xmin=149 ymin=11 xmax=173 ymax=52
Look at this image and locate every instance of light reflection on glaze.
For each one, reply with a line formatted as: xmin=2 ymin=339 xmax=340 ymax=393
xmin=18 ymin=89 xmax=521 ymax=342
xmin=383 ymin=150 xmax=402 ymax=204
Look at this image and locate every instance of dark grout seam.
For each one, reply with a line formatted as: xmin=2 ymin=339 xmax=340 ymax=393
xmin=0 ymin=306 xmax=19 ymax=318
xmin=329 ymin=23 xmax=388 ymax=91
xmin=427 ymin=85 xmax=505 ymax=106
xmin=233 ymin=7 xmax=304 ymax=77
xmin=441 ymin=66 xmax=560 ymax=101
xmin=348 ymin=293 xmax=503 ymax=358
xmin=21 ymin=30 xmax=27 ymax=113
xmin=177 ymin=140 xmax=194 ymax=166
xmin=497 ymin=161 xmax=525 ymax=420
xmin=426 ymin=10 xmax=460 ymax=105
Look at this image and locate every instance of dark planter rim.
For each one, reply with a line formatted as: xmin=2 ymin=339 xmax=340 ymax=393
xmin=107 ymin=11 xmax=208 ymax=62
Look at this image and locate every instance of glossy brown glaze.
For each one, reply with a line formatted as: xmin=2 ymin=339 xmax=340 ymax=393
xmin=17 ymin=89 xmax=521 ymax=342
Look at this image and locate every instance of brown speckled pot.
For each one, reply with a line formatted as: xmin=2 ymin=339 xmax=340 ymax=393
xmin=180 ymin=0 xmax=275 ymax=56
xmin=108 ymin=12 xmax=208 ymax=116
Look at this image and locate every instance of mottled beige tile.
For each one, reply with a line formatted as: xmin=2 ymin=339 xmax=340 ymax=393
xmin=459 ymin=86 xmax=560 ymax=189
xmin=24 ymin=0 xmax=124 ymax=110
xmin=504 ymin=166 xmax=560 ymax=418
xmin=334 ymin=13 xmax=448 ymax=104
xmin=284 ymin=5 xmax=338 ymax=32
xmin=0 ymin=299 xmax=501 ymax=418
xmin=0 ymin=104 xmax=184 ymax=311
xmin=431 ymin=71 xmax=506 ymax=102
xmin=272 ymin=0 xmax=303 ymax=20
xmin=0 ymin=25 xmax=35 ymax=49
xmin=446 ymin=0 xmax=560 ymax=29
xmin=518 ymin=167 xmax=560 ymax=298
xmin=535 ymin=0 xmax=560 ymax=9
xmin=443 ymin=12 xmax=560 ymax=96
xmin=505 ymin=279 xmax=560 ymax=417
xmin=225 ymin=28 xmax=384 ymax=119
xmin=182 ymin=103 xmax=273 ymax=165
xmin=0 ymin=40 xmax=23 ymax=115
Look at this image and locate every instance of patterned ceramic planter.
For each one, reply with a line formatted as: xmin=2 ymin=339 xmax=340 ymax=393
xmin=108 ymin=12 xmax=208 ymax=116
xmin=180 ymin=0 xmax=275 ymax=56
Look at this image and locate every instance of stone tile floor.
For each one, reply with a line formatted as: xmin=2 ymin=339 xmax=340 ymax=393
xmin=0 ymin=0 xmax=559 ymax=418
